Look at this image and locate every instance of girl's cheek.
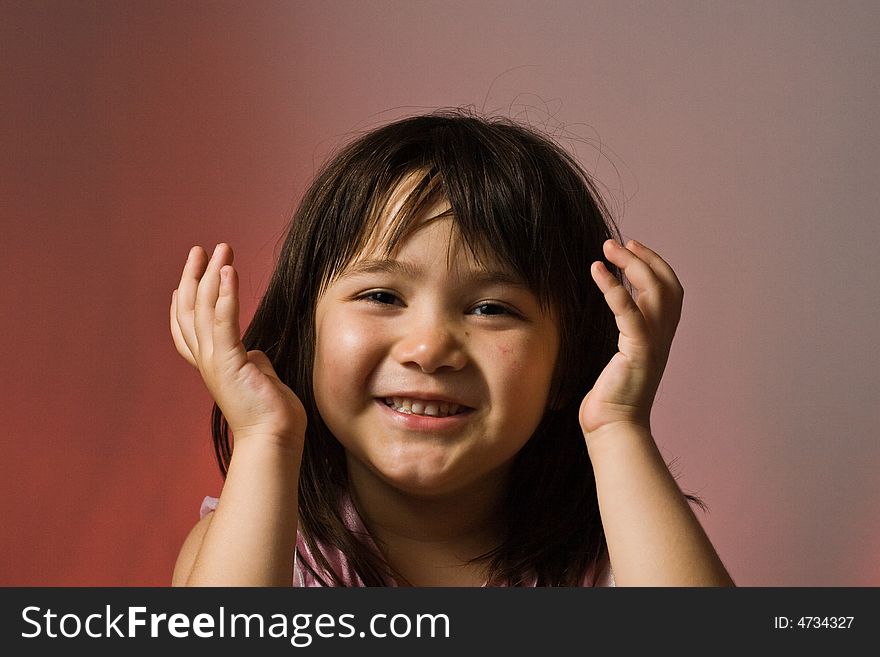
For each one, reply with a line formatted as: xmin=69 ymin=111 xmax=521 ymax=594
xmin=336 ymin=321 xmax=368 ymax=352
xmin=492 ymin=333 xmax=558 ymax=383
xmin=493 ymin=340 xmax=525 ymax=375
xmin=334 ymin=318 xmax=383 ymax=374
xmin=315 ymin=314 xmax=371 ymax=399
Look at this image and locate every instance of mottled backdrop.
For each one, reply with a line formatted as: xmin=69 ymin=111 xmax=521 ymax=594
xmin=2 ymin=0 xmax=877 ymax=585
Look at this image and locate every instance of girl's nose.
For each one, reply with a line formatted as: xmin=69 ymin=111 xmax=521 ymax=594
xmin=391 ymin=318 xmax=468 ymax=373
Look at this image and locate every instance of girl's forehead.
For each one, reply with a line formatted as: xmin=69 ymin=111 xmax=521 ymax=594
xmin=348 ymin=217 xmax=521 ymax=290
xmin=356 ymin=214 xmax=499 ymax=274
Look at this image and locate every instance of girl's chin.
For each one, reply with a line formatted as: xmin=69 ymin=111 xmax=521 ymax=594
xmin=355 ymin=455 xmax=478 ymax=499
xmin=365 ymin=453 xmax=512 ymax=501
xmin=375 ymin=465 xmax=464 ymax=498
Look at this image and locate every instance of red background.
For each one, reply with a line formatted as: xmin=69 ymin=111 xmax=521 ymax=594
xmin=3 ymin=1 xmax=878 ymax=586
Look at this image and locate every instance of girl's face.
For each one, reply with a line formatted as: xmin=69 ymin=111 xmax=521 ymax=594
xmin=313 ymin=192 xmax=560 ymax=499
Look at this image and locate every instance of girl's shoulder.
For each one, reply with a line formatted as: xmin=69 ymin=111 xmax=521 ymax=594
xmin=172 ymin=500 xmax=216 ymax=585
xmin=196 ymin=495 xmax=377 ymax=587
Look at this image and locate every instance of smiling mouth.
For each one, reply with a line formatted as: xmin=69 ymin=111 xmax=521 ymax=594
xmin=383 ymin=397 xmax=470 ymax=418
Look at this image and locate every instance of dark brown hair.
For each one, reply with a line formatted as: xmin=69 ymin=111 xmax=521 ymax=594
xmin=212 ymin=109 xmax=622 ymax=585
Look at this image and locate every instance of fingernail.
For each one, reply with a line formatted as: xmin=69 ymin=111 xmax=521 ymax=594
xmin=212 ymin=244 xmax=220 ymax=256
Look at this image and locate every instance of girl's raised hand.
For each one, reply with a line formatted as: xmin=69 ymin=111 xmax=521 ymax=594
xmin=170 ymin=244 xmax=306 ymax=448
xmin=579 ymin=239 xmax=683 ymax=443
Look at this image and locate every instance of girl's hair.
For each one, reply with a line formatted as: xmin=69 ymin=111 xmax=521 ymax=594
xmin=211 ymin=109 xmax=622 ymax=585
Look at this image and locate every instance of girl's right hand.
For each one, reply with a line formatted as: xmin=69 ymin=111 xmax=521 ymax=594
xmin=170 ymin=244 xmax=307 ymax=448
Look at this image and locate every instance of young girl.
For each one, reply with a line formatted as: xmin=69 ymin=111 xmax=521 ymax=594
xmin=170 ymin=110 xmax=734 ymax=587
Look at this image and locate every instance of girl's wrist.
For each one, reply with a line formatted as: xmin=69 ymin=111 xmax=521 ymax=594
xmin=583 ymin=420 xmax=654 ymax=456
xmin=229 ymin=430 xmax=306 ymax=461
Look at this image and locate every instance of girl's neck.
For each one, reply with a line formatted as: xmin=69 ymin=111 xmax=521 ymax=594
xmin=346 ymin=460 xmax=508 ymax=585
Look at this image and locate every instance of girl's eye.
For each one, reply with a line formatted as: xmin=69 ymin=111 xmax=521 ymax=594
xmin=361 ymin=291 xmax=401 ymax=306
xmin=471 ymin=302 xmax=516 ymax=317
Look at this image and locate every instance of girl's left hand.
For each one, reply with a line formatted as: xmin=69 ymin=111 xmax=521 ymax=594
xmin=579 ymin=239 xmax=684 ymax=443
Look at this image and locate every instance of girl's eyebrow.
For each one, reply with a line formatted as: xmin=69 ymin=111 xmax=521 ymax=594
xmin=339 ymin=258 xmax=526 ymax=287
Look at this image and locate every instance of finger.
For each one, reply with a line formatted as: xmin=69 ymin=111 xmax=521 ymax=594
xmin=591 ymin=260 xmax=650 ymax=344
xmin=623 ymin=240 xmax=684 ymax=334
xmin=601 ymin=240 xmax=670 ymax=330
xmin=602 ymin=240 xmax=662 ymax=297
xmin=624 ymin=240 xmax=683 ymax=300
xmin=193 ymin=243 xmax=234 ymax=364
xmin=175 ymin=246 xmax=209 ymax=361
xmin=212 ymin=264 xmax=248 ymax=371
xmin=170 ymin=289 xmax=197 ymax=367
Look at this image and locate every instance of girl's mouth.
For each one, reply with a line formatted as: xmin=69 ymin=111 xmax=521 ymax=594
xmin=383 ymin=397 xmax=469 ymax=418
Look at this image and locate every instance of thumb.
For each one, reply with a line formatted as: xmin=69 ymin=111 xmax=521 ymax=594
xmin=247 ymin=350 xmax=282 ymax=380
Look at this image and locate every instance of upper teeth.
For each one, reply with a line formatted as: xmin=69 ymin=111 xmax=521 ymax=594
xmin=385 ymin=397 xmax=464 ymax=418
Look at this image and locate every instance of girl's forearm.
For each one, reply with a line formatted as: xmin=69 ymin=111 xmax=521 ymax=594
xmin=185 ymin=440 xmax=302 ymax=586
xmin=587 ymin=424 xmax=734 ymax=587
